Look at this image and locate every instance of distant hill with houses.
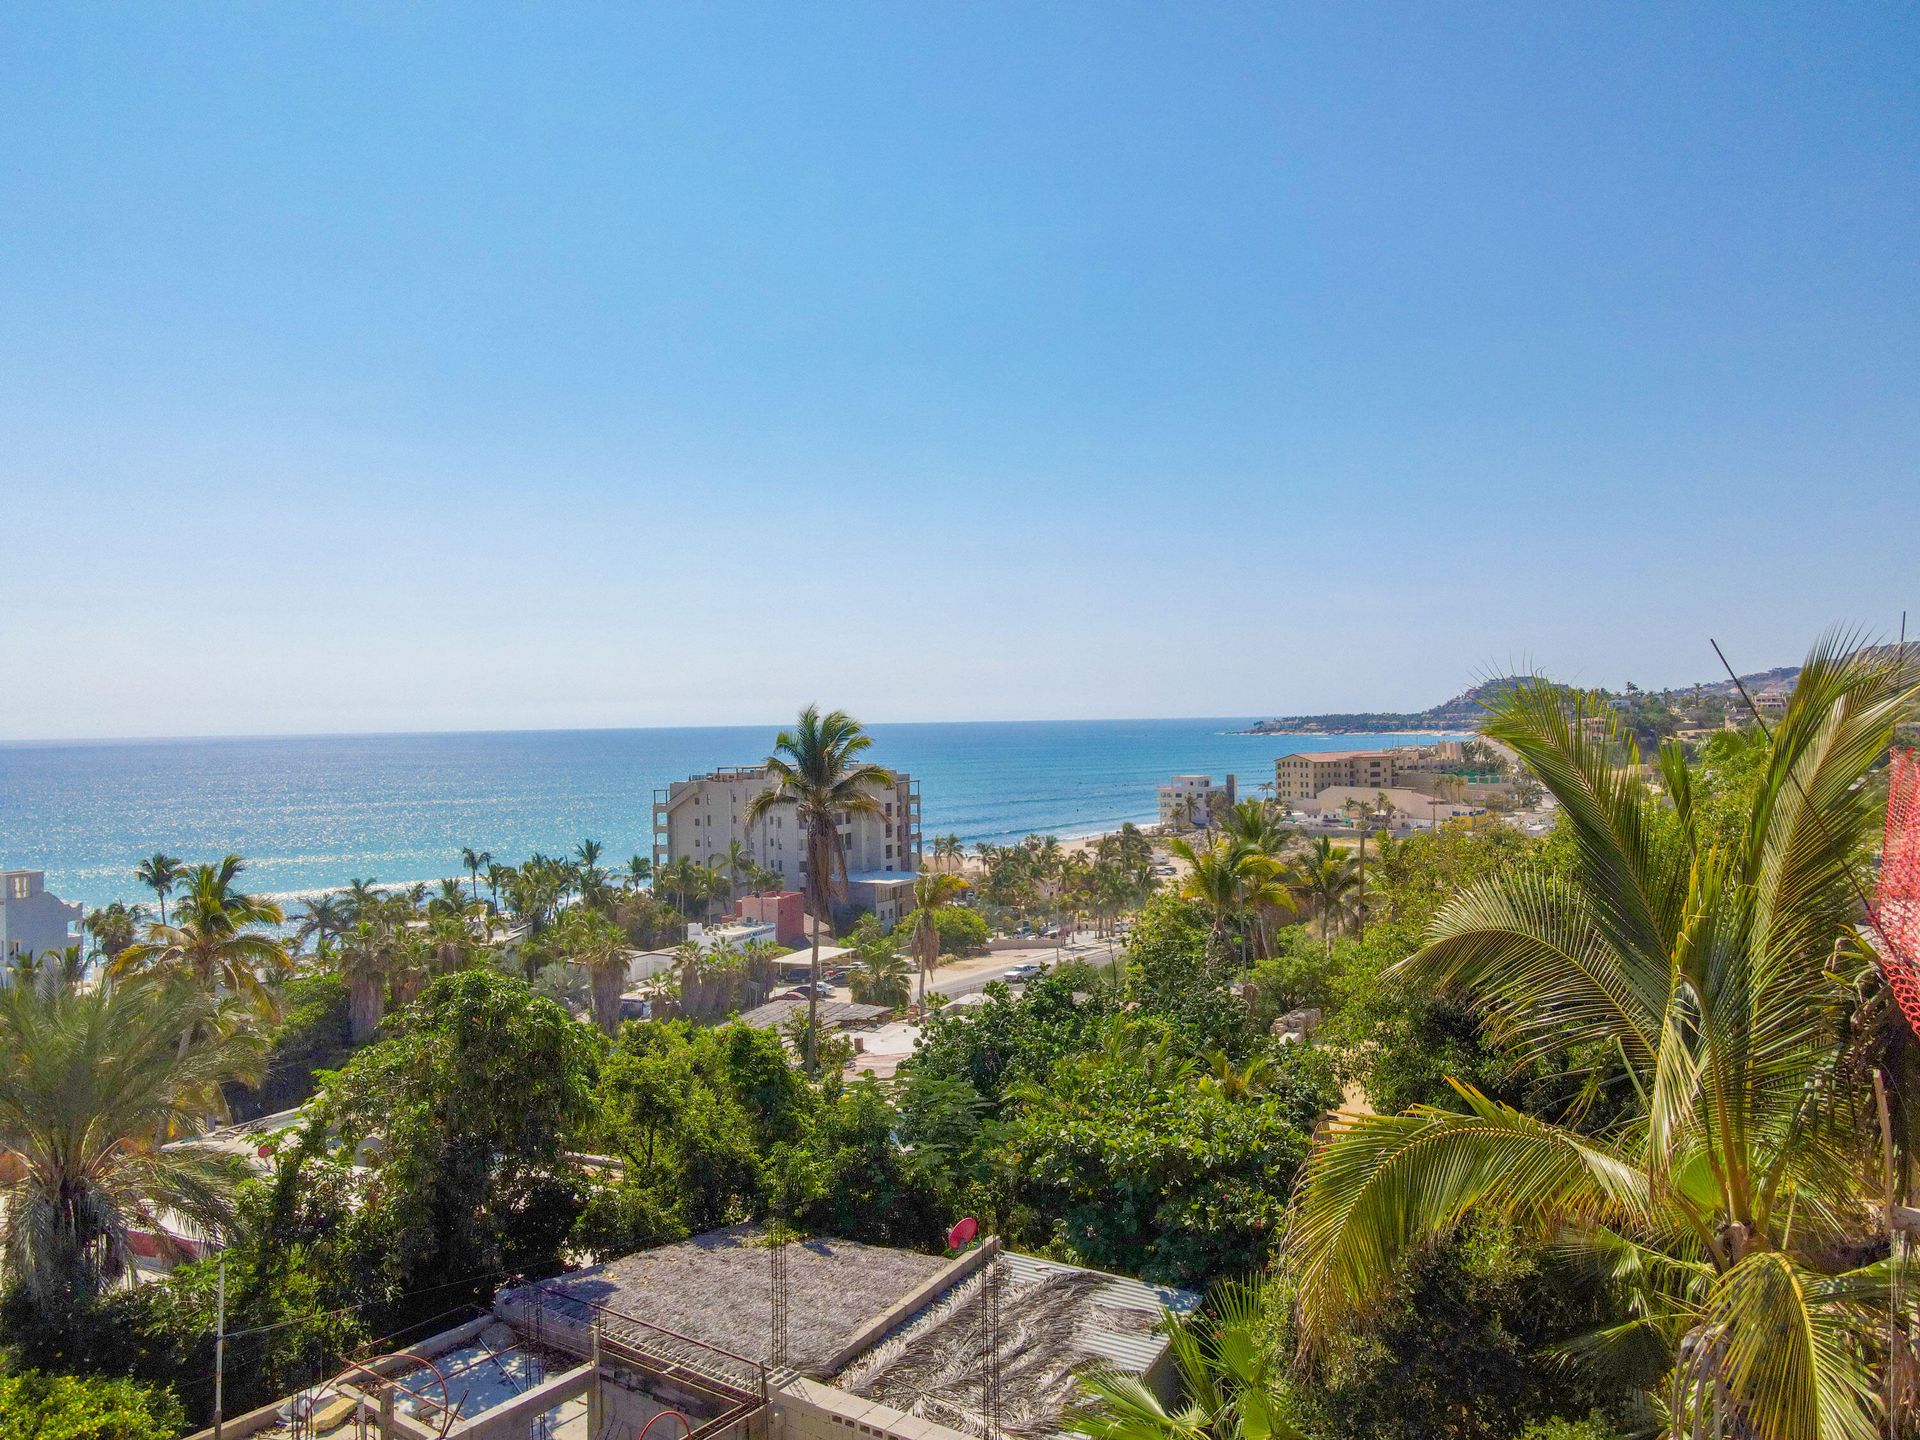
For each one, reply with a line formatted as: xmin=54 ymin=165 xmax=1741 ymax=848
xmin=1237 ymin=644 xmax=1914 ymax=736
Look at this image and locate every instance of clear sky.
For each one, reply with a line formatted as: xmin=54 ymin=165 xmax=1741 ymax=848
xmin=1 ymin=4 xmax=1913 ymax=741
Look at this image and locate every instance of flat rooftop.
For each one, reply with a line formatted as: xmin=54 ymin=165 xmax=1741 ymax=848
xmin=500 ymin=1226 xmax=949 ymax=1378
xmin=835 ymin=1250 xmax=1198 ymax=1439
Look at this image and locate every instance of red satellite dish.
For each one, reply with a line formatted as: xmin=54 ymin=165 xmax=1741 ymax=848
xmin=947 ymin=1217 xmax=979 ymax=1250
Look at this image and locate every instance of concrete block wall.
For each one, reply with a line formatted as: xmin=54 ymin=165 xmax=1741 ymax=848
xmin=770 ymin=1377 xmax=974 ymax=1440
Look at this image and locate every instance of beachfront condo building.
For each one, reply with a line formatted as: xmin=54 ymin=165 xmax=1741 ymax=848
xmin=653 ymin=765 xmax=923 ymax=923
xmin=1274 ymin=749 xmax=1401 ymax=806
xmin=0 ymin=870 xmax=83 ymax=969
xmin=1158 ymin=774 xmax=1235 ymax=829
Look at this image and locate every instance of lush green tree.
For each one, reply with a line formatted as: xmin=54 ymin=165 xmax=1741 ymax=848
xmin=1003 ymin=1016 xmax=1333 ymax=1287
xmin=1123 ymin=895 xmax=1260 ymax=1058
xmin=1288 ymin=642 xmax=1919 ymax=1440
xmin=312 ymin=969 xmax=596 ymax=1296
xmin=0 ymin=980 xmax=262 ymax=1319
xmin=1280 ymin=1223 xmax=1620 ymax=1440
xmin=1289 ymin=837 xmax=1363 ymax=959
xmin=235 ymin=972 xmax=352 ymax=1117
xmin=789 ymin=1079 xmax=944 ymax=1248
xmin=0 ymin=1370 xmax=183 ymax=1440
xmin=928 ymin=904 xmax=991 ymax=956
xmin=746 ymin=705 xmax=895 ymax=1073
xmin=542 ymin=905 xmax=630 ymax=1034
xmin=904 ymin=968 xmax=1118 ymax=1114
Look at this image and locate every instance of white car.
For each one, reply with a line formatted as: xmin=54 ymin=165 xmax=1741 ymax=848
xmin=1003 ymin=962 xmax=1047 ymax=981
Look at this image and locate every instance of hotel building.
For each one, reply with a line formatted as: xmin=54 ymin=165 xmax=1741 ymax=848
xmin=652 ymin=766 xmax=922 ymax=924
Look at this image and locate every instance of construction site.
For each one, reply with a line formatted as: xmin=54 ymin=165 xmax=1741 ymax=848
xmin=194 ymin=1227 xmax=1197 ymax=1440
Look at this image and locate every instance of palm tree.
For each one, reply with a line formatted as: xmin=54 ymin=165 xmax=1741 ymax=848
xmin=334 ymin=918 xmax=395 ymax=1042
xmin=1219 ymin=797 xmax=1289 ymax=855
xmin=574 ymin=839 xmax=609 ymax=907
xmin=905 ymin=872 xmax=970 ymax=1011
xmin=716 ymin=840 xmax=756 ymax=900
xmin=746 ymin=705 xmax=894 ymax=1074
xmin=81 ymin=901 xmax=147 ymax=963
xmin=133 ymin=853 xmax=184 ymax=926
xmin=1287 ymin=640 xmax=1919 ymax=1440
xmin=625 ymin=855 xmax=653 ymax=890
xmin=550 ymin=906 xmax=629 ymax=1035
xmin=850 ymin=947 xmax=912 ymax=1009
xmin=111 ymin=856 xmax=291 ymax=1020
xmin=484 ymin=862 xmax=508 ymax=911
xmin=293 ymin=894 xmax=347 ymax=957
xmin=1290 ymin=837 xmax=1362 ymax=959
xmin=1170 ymin=837 xmax=1297 ymax=964
xmin=460 ymin=847 xmax=492 ymax=904
xmin=1069 ymin=1279 xmax=1299 ymax=1440
xmin=0 ymin=979 xmax=263 ymax=1308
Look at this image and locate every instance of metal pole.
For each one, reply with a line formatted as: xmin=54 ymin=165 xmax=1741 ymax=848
xmin=213 ymin=1256 xmax=226 ymax=1440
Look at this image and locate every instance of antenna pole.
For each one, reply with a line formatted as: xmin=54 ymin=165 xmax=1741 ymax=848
xmin=213 ymin=1256 xmax=227 ymax=1440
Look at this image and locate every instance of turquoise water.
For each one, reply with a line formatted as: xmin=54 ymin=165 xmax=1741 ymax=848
xmin=0 ymin=722 xmax=1458 ymax=910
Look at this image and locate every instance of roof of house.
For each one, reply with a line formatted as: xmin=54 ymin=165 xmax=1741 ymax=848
xmin=833 ymin=1248 xmax=1199 ymax=1439
xmin=498 ymin=1226 xmax=951 ymax=1378
xmin=734 ymin=996 xmax=893 ymax=1030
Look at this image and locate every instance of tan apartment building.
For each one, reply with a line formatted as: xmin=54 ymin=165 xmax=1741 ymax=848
xmin=1274 ymin=748 xmax=1401 ymax=805
xmin=653 ymin=765 xmax=921 ymax=909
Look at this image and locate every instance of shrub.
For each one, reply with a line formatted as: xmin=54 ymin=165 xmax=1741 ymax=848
xmin=930 ymin=906 xmax=990 ymax=955
xmin=0 ymin=1370 xmax=183 ymax=1440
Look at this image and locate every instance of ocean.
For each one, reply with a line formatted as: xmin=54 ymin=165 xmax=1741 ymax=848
xmin=0 ymin=721 xmax=1459 ymax=911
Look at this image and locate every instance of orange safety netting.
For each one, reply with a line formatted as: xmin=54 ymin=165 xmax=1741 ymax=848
xmin=1870 ymin=747 xmax=1920 ymax=1036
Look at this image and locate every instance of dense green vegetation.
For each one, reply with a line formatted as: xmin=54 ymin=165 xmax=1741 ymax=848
xmin=4 ymin=656 xmax=1915 ymax=1440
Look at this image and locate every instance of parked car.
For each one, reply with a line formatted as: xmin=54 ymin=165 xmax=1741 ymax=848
xmin=1003 ymin=962 xmax=1047 ymax=981
xmin=777 ymin=982 xmax=834 ymax=1000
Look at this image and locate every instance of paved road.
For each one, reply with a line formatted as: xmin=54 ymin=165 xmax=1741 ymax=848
xmin=925 ymin=935 xmax=1123 ymax=1001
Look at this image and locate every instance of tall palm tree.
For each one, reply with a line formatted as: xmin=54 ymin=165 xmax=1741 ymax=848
xmin=0 ymin=979 xmax=262 ymax=1308
xmin=1170 ymin=836 xmax=1296 ymax=964
xmin=111 ymin=856 xmax=291 ymax=1020
xmin=716 ymin=840 xmax=756 ymax=900
xmin=625 ymin=854 xmax=653 ymax=891
xmin=334 ymin=918 xmax=394 ymax=1042
xmin=1287 ymin=640 xmax=1919 ymax=1440
xmin=746 ymin=705 xmax=894 ymax=1074
xmin=81 ymin=901 xmax=147 ymax=964
xmin=461 ymin=847 xmax=492 ymax=904
xmin=550 ymin=906 xmax=629 ymax=1035
xmin=1290 ymin=837 xmax=1362 ymax=959
xmin=905 ymin=872 xmax=970 ymax=1011
xmin=133 ymin=853 xmax=184 ymax=926
xmin=293 ymin=894 xmax=346 ymax=957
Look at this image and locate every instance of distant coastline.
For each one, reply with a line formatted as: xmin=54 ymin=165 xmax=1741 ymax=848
xmin=1229 ymin=725 xmax=1474 ymax=738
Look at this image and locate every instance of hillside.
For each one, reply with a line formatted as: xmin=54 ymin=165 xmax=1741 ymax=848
xmin=1238 ymin=644 xmax=1913 ymax=735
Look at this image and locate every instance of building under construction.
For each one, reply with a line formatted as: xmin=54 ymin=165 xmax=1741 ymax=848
xmin=196 ymin=1226 xmax=1197 ymax=1440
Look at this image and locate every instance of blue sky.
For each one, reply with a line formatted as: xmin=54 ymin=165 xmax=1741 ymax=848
xmin=1 ymin=4 xmax=1913 ymax=740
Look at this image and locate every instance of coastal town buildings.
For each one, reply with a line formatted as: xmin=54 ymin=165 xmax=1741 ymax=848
xmin=0 ymin=869 xmax=83 ymax=967
xmin=1157 ymin=774 xmax=1234 ymax=828
xmin=653 ymin=764 xmax=922 ymax=904
xmin=1273 ymin=749 xmax=1402 ymax=805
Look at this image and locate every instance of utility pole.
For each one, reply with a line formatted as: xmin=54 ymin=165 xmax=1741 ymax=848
xmin=213 ymin=1257 xmax=226 ymax=1440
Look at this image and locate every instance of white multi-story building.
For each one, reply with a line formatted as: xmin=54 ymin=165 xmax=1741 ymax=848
xmin=1158 ymin=774 xmax=1233 ymax=829
xmin=0 ymin=870 xmax=83 ymax=967
xmin=653 ymin=765 xmax=921 ymax=920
